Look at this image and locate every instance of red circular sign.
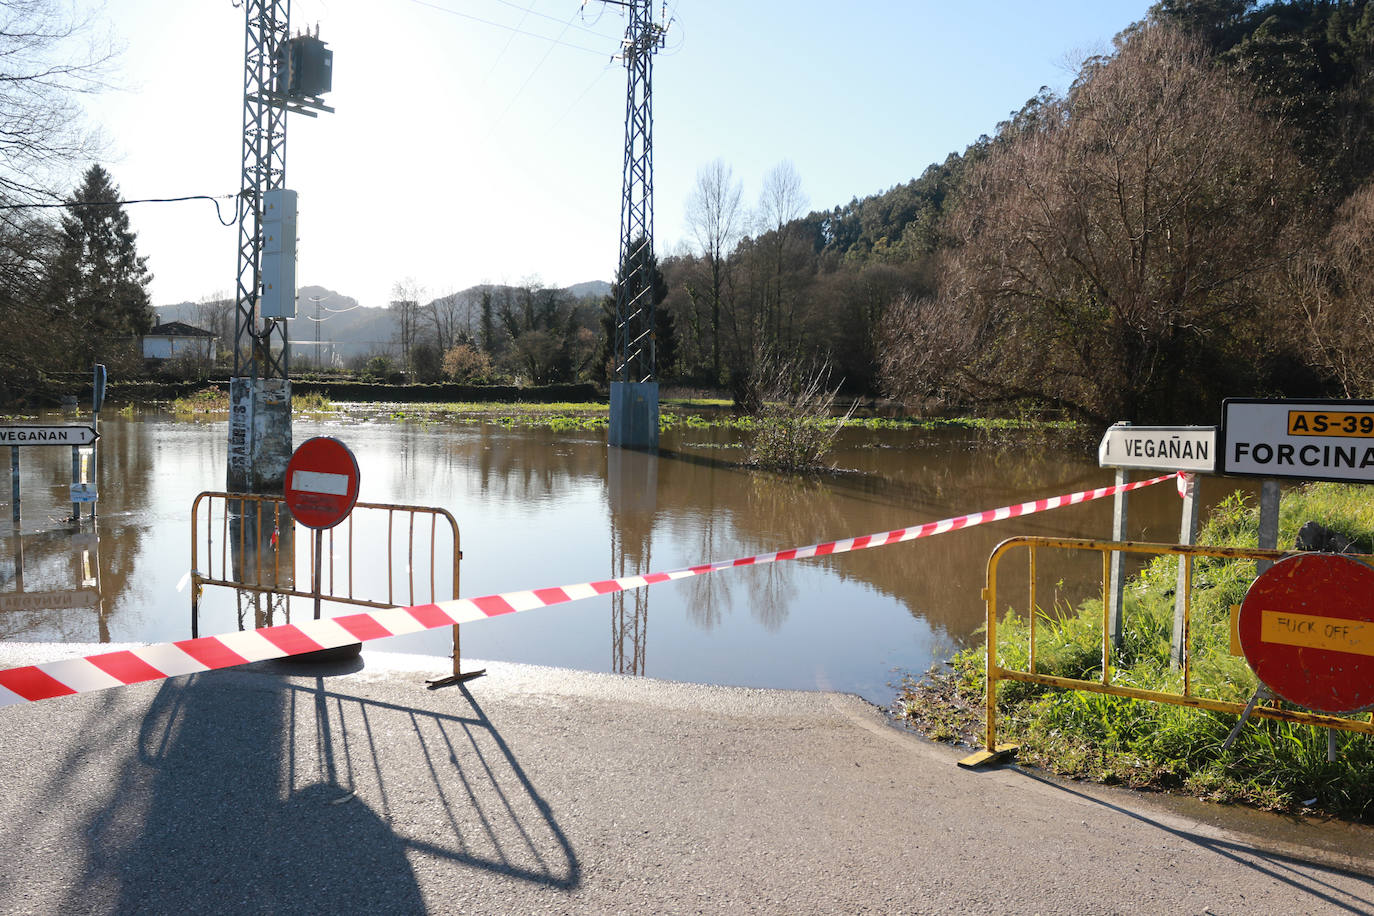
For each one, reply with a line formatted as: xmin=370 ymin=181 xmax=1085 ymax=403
xmin=284 ymin=437 xmax=360 ymax=529
xmin=1238 ymin=553 xmax=1374 ymax=714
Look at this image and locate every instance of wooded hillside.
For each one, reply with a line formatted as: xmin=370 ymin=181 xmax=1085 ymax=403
xmin=661 ymin=0 xmax=1374 ymax=423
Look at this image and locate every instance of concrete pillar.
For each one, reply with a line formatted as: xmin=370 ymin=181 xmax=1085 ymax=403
xmin=609 ymin=381 xmax=659 ymax=451
xmin=228 ymin=377 xmax=293 ymax=493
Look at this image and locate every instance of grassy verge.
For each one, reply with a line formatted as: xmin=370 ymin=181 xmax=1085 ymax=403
xmin=896 ymin=482 xmax=1374 ymax=820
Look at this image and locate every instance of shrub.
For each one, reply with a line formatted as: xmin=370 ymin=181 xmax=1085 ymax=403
xmin=442 ymin=343 xmax=495 ymax=383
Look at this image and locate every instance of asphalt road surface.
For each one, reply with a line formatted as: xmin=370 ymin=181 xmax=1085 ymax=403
xmin=1 ymin=642 xmax=1372 ymax=914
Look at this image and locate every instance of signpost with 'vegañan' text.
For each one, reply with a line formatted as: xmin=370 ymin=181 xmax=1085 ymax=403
xmin=0 ymin=426 xmax=98 ymax=447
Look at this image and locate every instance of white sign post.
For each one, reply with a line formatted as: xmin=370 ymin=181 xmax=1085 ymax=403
xmin=1098 ymin=424 xmax=1216 ymax=658
xmin=0 ymin=426 xmax=99 ymax=447
xmin=2 ymin=425 xmax=102 ymax=528
xmin=1098 ymin=425 xmax=1217 ymax=473
xmin=1220 ymin=398 xmax=1374 ymax=482
xmin=1219 ymin=399 xmax=1374 ymax=580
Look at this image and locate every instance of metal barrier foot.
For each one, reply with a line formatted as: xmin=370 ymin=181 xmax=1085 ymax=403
xmin=1222 ymin=686 xmax=1273 ymax=751
xmin=957 ymin=744 xmax=1019 ymax=769
xmin=426 ymin=669 xmax=487 ymax=690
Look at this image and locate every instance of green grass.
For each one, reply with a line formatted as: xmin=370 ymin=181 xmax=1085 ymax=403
xmin=159 ymin=392 xmax=1081 ymax=435
xmin=168 ymin=387 xmax=336 ymax=416
xmin=293 ymin=391 xmax=336 ymax=414
xmin=897 ymin=482 xmax=1374 ymax=820
xmin=170 ymin=387 xmax=229 ymax=414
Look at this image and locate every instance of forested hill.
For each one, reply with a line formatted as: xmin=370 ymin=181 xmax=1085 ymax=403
xmin=659 ymin=0 xmax=1374 ymax=421
xmin=784 ymin=0 xmax=1374 ymax=271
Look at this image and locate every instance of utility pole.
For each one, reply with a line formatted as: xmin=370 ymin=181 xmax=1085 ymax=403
xmin=228 ymin=4 xmax=332 ymax=492
xmin=602 ymin=0 xmax=668 ymax=450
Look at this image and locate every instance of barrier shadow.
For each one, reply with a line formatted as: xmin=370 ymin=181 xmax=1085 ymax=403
xmin=14 ymin=668 xmax=578 ymax=911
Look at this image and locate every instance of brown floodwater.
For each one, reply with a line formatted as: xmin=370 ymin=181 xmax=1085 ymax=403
xmin=0 ymin=410 xmax=1246 ymax=704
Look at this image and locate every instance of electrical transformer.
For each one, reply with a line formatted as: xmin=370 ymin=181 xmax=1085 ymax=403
xmin=275 ymin=35 xmax=332 ymax=98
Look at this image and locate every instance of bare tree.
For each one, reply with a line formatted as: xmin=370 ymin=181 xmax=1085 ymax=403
xmin=685 ymin=158 xmax=743 ymax=382
xmin=756 ymin=160 xmax=809 ymax=348
xmin=882 ymin=25 xmax=1308 ymax=423
xmin=1288 ymin=184 xmax=1374 ymax=397
xmin=193 ymin=291 xmax=235 ymax=366
xmin=427 ymin=290 xmax=465 ymax=353
xmin=389 ymin=277 xmax=424 ymax=378
xmin=0 ymin=0 xmax=115 ymax=205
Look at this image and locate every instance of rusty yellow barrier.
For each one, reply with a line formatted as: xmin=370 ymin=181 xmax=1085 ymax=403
xmin=190 ymin=491 xmax=480 ymax=685
xmin=973 ymin=537 xmax=1374 ymax=765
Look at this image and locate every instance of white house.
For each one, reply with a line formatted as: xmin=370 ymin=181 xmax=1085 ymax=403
xmin=142 ymin=321 xmax=217 ymax=362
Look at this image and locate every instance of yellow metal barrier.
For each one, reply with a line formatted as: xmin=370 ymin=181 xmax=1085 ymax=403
xmin=190 ymin=491 xmax=481 ymax=685
xmin=975 ymin=537 xmax=1374 ymax=763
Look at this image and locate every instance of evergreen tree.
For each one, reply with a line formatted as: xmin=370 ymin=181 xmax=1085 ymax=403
xmin=596 ymin=239 xmax=672 ymax=384
xmin=47 ymin=165 xmax=153 ymax=366
xmin=479 ymin=289 xmax=496 ymax=355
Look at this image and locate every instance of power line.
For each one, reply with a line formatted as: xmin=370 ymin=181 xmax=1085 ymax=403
xmin=480 ymin=0 xmax=538 ymax=87
xmin=482 ymin=0 xmax=611 ymax=38
xmin=491 ymin=6 xmax=585 ymax=127
xmin=547 ymin=59 xmax=616 ymax=131
xmin=0 ymin=194 xmax=239 ymax=226
xmin=401 ymin=0 xmax=613 ymax=55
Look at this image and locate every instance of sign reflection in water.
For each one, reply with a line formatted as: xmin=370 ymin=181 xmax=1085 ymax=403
xmin=0 ymin=412 xmax=1213 ymax=704
xmin=0 ymin=524 xmax=106 ymax=642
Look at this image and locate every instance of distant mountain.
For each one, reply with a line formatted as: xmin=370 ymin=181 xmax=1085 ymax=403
xmin=152 ymin=280 xmax=610 ymax=365
xmin=565 ymin=280 xmax=611 ymax=299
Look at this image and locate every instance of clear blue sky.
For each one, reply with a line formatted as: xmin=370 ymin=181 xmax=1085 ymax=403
xmin=78 ymin=0 xmax=1155 ymax=310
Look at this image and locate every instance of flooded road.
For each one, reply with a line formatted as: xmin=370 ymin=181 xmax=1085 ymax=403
xmin=0 ymin=410 xmax=1233 ymax=704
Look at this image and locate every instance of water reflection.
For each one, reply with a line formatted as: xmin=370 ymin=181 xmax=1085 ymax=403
xmin=0 ymin=412 xmax=1246 ymax=704
xmin=607 ymin=448 xmax=655 ymax=676
xmin=0 ymin=525 xmax=107 ymax=642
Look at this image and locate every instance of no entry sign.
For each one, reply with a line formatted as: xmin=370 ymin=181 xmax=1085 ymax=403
xmin=284 ymin=437 xmax=359 ymax=529
xmin=1238 ymin=553 xmax=1374 ymax=714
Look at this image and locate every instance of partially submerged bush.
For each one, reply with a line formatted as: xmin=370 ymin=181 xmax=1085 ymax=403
xmin=742 ymin=347 xmax=854 ymax=473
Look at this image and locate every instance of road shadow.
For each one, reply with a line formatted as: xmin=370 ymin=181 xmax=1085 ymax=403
xmin=1013 ymin=768 xmax=1374 ymax=913
xmin=19 ymin=667 xmax=578 ymax=911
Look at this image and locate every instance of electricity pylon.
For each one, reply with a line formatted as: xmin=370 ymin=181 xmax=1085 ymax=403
xmin=601 ymin=0 xmax=668 ymax=449
xmin=232 ymin=0 xmax=291 ymax=384
xmin=228 ymin=2 xmax=331 ymax=492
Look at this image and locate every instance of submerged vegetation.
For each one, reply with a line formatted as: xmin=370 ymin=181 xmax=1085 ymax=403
xmin=897 ymin=483 xmax=1374 ymax=820
xmin=169 ymin=387 xmax=336 ymax=416
xmin=153 ymin=387 xmax=1078 ymax=448
xmin=170 ymin=387 xmax=228 ymax=415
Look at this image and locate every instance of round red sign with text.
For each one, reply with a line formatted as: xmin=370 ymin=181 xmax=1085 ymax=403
xmin=284 ymin=437 xmax=360 ymax=529
xmin=1238 ymin=553 xmax=1374 ymax=714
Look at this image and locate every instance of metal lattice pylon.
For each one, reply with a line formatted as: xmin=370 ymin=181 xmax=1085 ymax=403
xmin=233 ymin=0 xmax=291 ymax=380
xmin=610 ymin=1 xmax=666 ymax=384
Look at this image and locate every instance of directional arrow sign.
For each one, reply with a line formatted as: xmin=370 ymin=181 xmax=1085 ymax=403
xmin=1097 ymin=425 xmax=1216 ymax=472
xmin=0 ymin=425 xmax=99 ymax=447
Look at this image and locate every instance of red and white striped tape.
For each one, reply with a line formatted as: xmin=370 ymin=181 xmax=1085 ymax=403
xmin=0 ymin=471 xmax=1179 ymax=708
